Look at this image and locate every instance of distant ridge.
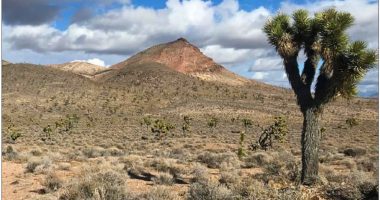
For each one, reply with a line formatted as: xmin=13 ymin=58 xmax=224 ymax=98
xmin=2 ymin=60 xmax=11 ymax=66
xmin=48 ymin=61 xmax=105 ymax=78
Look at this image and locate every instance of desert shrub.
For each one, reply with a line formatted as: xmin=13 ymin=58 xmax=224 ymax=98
xmin=59 ymin=171 xmax=128 ymax=200
xmin=105 ymin=147 xmax=124 ymax=157
xmin=251 ymin=116 xmax=288 ymax=151
xmin=188 ymin=181 xmax=235 ymax=200
xmin=325 ymin=184 xmax=363 ymax=200
xmin=356 ymin=158 xmax=377 ymax=172
xmin=153 ymin=172 xmax=174 ymax=185
xmin=26 ymin=157 xmax=46 ymax=173
xmin=151 ymin=119 xmax=175 ymax=138
xmin=197 ymin=152 xmax=240 ymax=169
xmin=169 ymin=148 xmax=191 ymax=161
xmin=345 ymin=117 xmax=359 ymax=128
xmin=265 ymin=161 xmax=282 ymax=176
xmin=44 ymin=173 xmax=63 ymax=192
xmin=207 ymin=117 xmax=218 ymax=133
xmin=243 ymin=152 xmax=272 ymax=168
xmin=58 ymin=162 xmax=71 ymax=171
xmin=2 ymin=146 xmax=18 ymax=161
xmin=182 ymin=115 xmax=192 ymax=134
xmin=284 ymin=159 xmax=301 ymax=182
xmin=231 ymin=179 xmax=269 ymax=199
xmin=30 ymin=149 xmax=43 ymax=156
xmin=191 ymin=164 xmax=209 ymax=184
xmin=82 ymin=147 xmax=105 ymax=158
xmin=6 ymin=124 xmax=21 ymax=142
xmin=122 ymin=155 xmax=145 ymax=175
xmin=149 ymin=159 xmax=185 ymax=178
xmin=141 ymin=186 xmax=178 ymax=200
xmin=140 ymin=116 xmax=152 ymax=130
xmin=335 ymin=158 xmax=357 ymax=170
xmin=219 ymin=169 xmax=240 ymax=185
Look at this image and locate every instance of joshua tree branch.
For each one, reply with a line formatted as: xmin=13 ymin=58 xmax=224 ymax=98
xmin=283 ymin=56 xmax=314 ymax=111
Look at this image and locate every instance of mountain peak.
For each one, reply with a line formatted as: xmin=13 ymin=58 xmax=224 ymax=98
xmin=109 ymin=38 xmax=249 ymax=85
xmin=112 ymin=38 xmax=220 ymax=73
xmin=175 ymin=37 xmax=189 ymax=43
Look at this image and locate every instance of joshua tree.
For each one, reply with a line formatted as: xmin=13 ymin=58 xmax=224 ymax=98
xmin=182 ymin=115 xmax=192 ymax=134
xmin=241 ymin=118 xmax=253 ymax=134
xmin=263 ymin=9 xmax=377 ymax=185
xmin=207 ymin=117 xmax=218 ymax=133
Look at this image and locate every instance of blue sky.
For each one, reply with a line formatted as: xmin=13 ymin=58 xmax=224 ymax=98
xmin=2 ymin=0 xmax=379 ymax=97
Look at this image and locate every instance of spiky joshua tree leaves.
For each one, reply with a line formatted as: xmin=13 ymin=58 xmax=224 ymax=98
xmin=263 ymin=9 xmax=377 ymax=185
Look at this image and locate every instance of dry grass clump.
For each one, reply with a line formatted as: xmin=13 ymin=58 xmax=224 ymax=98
xmin=219 ymin=162 xmax=241 ymax=185
xmin=243 ymin=151 xmax=273 ymax=168
xmin=104 ymin=147 xmax=125 ymax=157
xmin=197 ymin=151 xmax=240 ymax=169
xmin=334 ymin=158 xmax=357 ymax=170
xmin=148 ymin=158 xmax=187 ymax=178
xmin=356 ymin=157 xmax=377 ymax=172
xmin=43 ymin=173 xmax=63 ymax=192
xmin=25 ymin=156 xmax=52 ymax=173
xmin=139 ymin=186 xmax=179 ymax=200
xmin=323 ymin=169 xmax=378 ymax=200
xmin=191 ymin=164 xmax=209 ymax=184
xmin=188 ymin=180 xmax=235 ymax=200
xmin=59 ymin=170 xmax=128 ymax=200
xmin=121 ymin=155 xmax=146 ymax=175
xmin=30 ymin=149 xmax=43 ymax=156
xmin=169 ymin=148 xmax=192 ymax=161
xmin=82 ymin=146 xmax=106 ymax=158
xmin=153 ymin=172 xmax=175 ymax=185
xmin=58 ymin=162 xmax=71 ymax=171
xmin=2 ymin=145 xmax=18 ymax=161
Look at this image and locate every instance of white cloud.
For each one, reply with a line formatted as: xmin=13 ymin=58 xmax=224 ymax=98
xmin=71 ymin=58 xmax=106 ymax=66
xmin=201 ymin=45 xmax=251 ymax=65
xmin=249 ymin=55 xmax=283 ymax=72
xmin=2 ymin=0 xmax=378 ymax=96
xmin=252 ymin=72 xmax=268 ymax=80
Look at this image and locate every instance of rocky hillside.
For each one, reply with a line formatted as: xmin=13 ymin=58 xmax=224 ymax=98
xmin=97 ymin=38 xmax=248 ymax=85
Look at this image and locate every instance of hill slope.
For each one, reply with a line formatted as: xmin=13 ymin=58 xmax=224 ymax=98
xmin=49 ymin=61 xmax=105 ymax=78
xmin=2 ymin=60 xmax=11 ymax=65
xmin=97 ymin=38 xmax=249 ymax=85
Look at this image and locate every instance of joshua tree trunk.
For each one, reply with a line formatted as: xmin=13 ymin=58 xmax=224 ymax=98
xmin=301 ymin=107 xmax=321 ymax=185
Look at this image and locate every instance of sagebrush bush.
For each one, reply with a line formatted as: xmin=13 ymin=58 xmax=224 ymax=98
xmin=44 ymin=173 xmax=63 ymax=192
xmin=2 ymin=145 xmax=18 ymax=161
xmin=59 ymin=170 xmax=128 ymax=200
xmin=82 ymin=147 xmax=105 ymax=158
xmin=58 ymin=162 xmax=71 ymax=171
xmin=197 ymin=152 xmax=240 ymax=169
xmin=153 ymin=172 xmax=174 ymax=185
xmin=243 ymin=152 xmax=272 ymax=168
xmin=188 ymin=181 xmax=235 ymax=200
xmin=122 ymin=155 xmax=145 ymax=175
xmin=26 ymin=157 xmax=46 ymax=173
xmin=141 ymin=186 xmax=178 ymax=200
xmin=191 ymin=164 xmax=209 ymax=184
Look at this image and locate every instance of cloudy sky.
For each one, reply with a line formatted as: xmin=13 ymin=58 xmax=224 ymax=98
xmin=2 ymin=0 xmax=379 ymax=97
